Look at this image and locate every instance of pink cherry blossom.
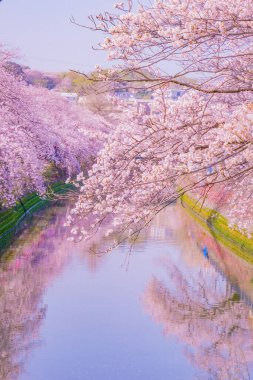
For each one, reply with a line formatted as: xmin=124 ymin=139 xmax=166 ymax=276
xmin=0 ymin=47 xmax=110 ymax=207
xmin=68 ymin=0 xmax=253 ymax=238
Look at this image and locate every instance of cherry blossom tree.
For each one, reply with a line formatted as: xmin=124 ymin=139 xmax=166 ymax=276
xmin=79 ymin=0 xmax=253 ymax=94
xmin=0 ymin=47 xmax=110 ymax=207
xmin=67 ymin=0 xmax=253 ymax=239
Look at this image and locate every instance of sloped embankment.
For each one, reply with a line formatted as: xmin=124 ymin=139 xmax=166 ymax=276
xmin=181 ymin=193 xmax=253 ymax=265
xmin=0 ymin=183 xmax=74 ymax=252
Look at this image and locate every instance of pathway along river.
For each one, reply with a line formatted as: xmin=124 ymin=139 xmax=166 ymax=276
xmin=1 ymin=203 xmax=253 ymax=380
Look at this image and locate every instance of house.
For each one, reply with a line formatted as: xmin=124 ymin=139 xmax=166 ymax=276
xmin=60 ymin=92 xmax=78 ymax=103
xmin=166 ymin=88 xmax=186 ymax=100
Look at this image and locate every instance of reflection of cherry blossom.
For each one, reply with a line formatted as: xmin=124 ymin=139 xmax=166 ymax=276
xmin=0 ymin=207 xmax=70 ymax=380
xmin=143 ymin=260 xmax=253 ymax=380
xmin=0 ymin=202 xmax=112 ymax=380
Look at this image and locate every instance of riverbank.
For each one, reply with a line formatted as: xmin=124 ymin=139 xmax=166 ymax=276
xmin=0 ymin=183 xmax=75 ymax=252
xmin=181 ymin=193 xmax=253 ymax=265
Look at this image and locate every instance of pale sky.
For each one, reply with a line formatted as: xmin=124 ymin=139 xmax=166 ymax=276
xmin=0 ymin=0 xmax=117 ymax=73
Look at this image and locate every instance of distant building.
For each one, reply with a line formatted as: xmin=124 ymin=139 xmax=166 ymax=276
xmin=77 ymin=96 xmax=86 ymax=105
xmin=112 ymin=85 xmax=187 ymax=115
xmin=60 ymin=92 xmax=78 ymax=103
xmin=166 ymin=88 xmax=186 ymax=100
xmin=136 ymin=100 xmax=151 ymax=115
xmin=114 ymin=88 xmax=132 ymax=99
xmin=114 ymin=86 xmax=185 ymax=103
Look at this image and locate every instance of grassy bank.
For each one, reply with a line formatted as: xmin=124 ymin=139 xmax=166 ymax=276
xmin=0 ymin=183 xmax=75 ymax=252
xmin=181 ymin=193 xmax=253 ymax=265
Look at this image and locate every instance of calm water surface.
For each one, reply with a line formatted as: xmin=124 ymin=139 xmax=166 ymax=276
xmin=1 ymin=205 xmax=253 ymax=380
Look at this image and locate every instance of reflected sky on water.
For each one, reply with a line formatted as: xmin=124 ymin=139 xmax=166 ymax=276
xmin=0 ymin=205 xmax=253 ymax=380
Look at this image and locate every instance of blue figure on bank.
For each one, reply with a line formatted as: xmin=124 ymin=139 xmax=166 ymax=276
xmin=203 ymin=246 xmax=209 ymax=259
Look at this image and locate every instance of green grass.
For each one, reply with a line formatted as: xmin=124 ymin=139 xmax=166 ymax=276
xmin=0 ymin=182 xmax=75 ymax=251
xmin=181 ymin=193 xmax=253 ymax=265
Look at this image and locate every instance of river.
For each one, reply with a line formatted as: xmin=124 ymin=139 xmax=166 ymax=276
xmin=1 ymin=203 xmax=253 ymax=380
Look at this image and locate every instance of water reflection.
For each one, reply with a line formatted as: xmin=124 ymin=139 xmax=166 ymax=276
xmin=144 ymin=262 xmax=253 ymax=379
xmin=0 ymin=205 xmax=106 ymax=380
xmin=0 ymin=205 xmax=253 ymax=380
xmin=143 ymin=209 xmax=253 ymax=380
xmin=0 ymin=206 xmax=69 ymax=380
